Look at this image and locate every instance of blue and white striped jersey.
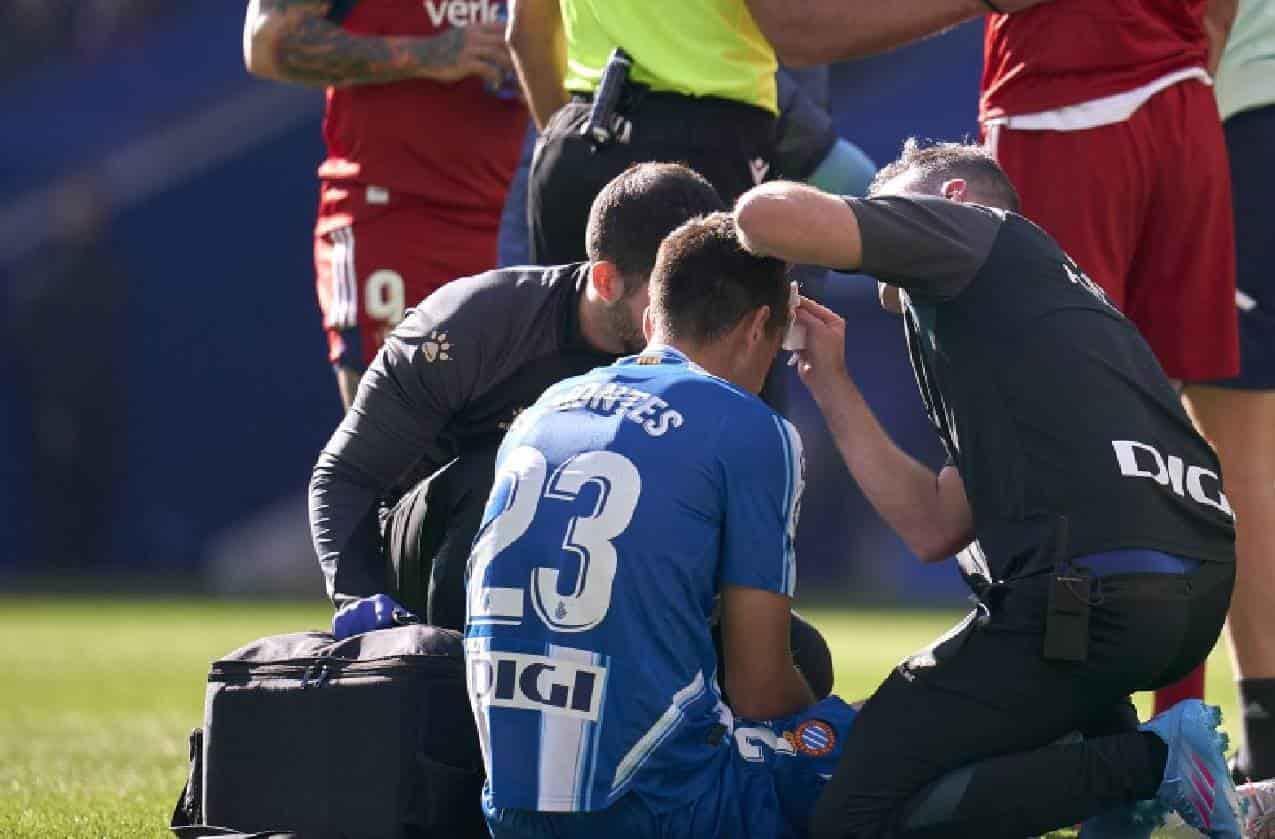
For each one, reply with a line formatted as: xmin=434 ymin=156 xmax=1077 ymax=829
xmin=465 ymin=345 xmax=805 ymax=813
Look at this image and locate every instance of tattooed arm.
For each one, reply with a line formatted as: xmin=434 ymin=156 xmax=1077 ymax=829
xmin=243 ymin=0 xmax=511 ymax=88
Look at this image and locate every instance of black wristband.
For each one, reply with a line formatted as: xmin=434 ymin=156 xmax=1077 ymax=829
xmin=981 ymin=0 xmax=1003 ymax=11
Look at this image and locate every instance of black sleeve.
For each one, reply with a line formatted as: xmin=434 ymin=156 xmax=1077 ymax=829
xmin=308 ymin=279 xmax=492 ymax=607
xmin=846 ymin=196 xmax=1004 ymax=300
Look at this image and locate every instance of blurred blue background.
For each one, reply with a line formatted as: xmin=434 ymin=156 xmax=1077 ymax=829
xmin=0 ymin=5 xmax=985 ymax=603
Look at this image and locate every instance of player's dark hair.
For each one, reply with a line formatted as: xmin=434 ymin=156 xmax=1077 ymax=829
xmin=649 ymin=212 xmax=789 ymax=344
xmin=870 ymin=138 xmax=1021 ymax=212
xmin=586 ymin=163 xmax=725 ymax=288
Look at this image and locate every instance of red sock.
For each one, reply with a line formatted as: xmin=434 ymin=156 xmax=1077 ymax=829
xmin=1154 ymin=663 xmax=1207 ymax=715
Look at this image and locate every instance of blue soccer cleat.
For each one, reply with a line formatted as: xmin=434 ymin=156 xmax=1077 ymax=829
xmin=1141 ymin=700 xmax=1242 ymax=838
xmin=1077 ymin=798 xmax=1167 ymax=838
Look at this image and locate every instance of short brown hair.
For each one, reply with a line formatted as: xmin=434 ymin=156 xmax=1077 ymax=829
xmin=870 ymin=138 xmax=1021 ymax=212
xmin=649 ymin=213 xmax=789 ymax=344
xmin=585 ymin=162 xmax=725 ymax=283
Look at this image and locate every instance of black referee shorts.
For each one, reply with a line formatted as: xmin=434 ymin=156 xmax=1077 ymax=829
xmin=528 ymin=91 xmax=777 ymax=266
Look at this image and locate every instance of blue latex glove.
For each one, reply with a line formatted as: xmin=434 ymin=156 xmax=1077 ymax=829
xmin=332 ymin=594 xmax=416 ymax=640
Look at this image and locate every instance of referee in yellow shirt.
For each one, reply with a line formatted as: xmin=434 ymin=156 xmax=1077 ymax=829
xmin=507 ymin=0 xmax=1051 ymax=266
xmin=510 ymin=0 xmax=783 ymax=265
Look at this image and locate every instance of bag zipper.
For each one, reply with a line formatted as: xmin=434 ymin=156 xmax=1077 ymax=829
xmin=208 ymin=656 xmax=459 ymax=686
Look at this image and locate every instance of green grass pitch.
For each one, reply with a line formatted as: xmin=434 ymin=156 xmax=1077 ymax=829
xmin=0 ymin=597 xmax=1239 ymax=837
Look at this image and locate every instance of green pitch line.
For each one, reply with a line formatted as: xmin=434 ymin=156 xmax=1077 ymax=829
xmin=0 ymin=598 xmax=1238 ymax=838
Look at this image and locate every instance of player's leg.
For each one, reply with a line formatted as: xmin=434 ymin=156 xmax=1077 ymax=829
xmin=323 ymin=203 xmax=497 ymax=410
xmin=1153 ymin=666 xmax=1208 ymax=716
xmin=314 ymin=225 xmax=367 ymax=409
xmin=764 ymin=695 xmax=861 ymax=831
xmin=1121 ymin=80 xmax=1240 ymax=715
xmin=985 ymin=119 xmax=1144 ymax=311
xmin=1190 ymin=103 xmax=1275 ymax=783
xmin=333 ymin=367 xmax=361 ymax=410
xmin=316 ymin=217 xmax=409 ymax=410
xmin=1186 ymin=387 xmax=1275 ymax=778
xmin=484 ymin=731 xmax=793 ymax=839
xmin=1126 ymin=79 xmax=1239 ymax=384
xmin=672 ymin=698 xmax=860 ymax=839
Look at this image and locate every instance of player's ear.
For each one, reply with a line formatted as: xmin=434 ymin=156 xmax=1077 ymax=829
xmin=591 ymin=261 xmax=624 ymax=304
xmin=749 ymin=305 xmax=772 ymax=347
xmin=940 ymin=178 xmax=968 ymax=203
xmin=642 ymin=306 xmax=654 ymax=342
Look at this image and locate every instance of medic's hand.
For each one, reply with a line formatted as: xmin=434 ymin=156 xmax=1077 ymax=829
xmin=332 ymin=594 xmax=417 ymax=640
xmin=791 ymin=296 xmax=850 ymax=398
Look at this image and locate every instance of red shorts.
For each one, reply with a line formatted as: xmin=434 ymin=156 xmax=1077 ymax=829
xmin=986 ymin=79 xmax=1239 ymax=381
xmin=314 ymin=184 xmax=499 ymax=369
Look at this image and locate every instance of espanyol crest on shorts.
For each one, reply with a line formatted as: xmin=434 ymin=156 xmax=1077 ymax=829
xmin=790 ymin=719 xmax=837 ymax=758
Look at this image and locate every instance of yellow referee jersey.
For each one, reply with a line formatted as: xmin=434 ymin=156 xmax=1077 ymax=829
xmin=561 ymin=0 xmax=778 ymax=114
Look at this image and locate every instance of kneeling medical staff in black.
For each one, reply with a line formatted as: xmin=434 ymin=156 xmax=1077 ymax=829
xmin=311 ymin=163 xmax=722 ymax=631
xmin=734 ymin=140 xmax=1240 ymax=838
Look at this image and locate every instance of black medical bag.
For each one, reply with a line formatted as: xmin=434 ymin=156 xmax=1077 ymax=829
xmin=170 ymin=624 xmax=486 ymax=838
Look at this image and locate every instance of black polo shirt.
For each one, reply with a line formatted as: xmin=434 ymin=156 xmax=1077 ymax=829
xmin=310 ymin=263 xmax=615 ymax=606
xmin=847 ymin=195 xmax=1235 ymax=585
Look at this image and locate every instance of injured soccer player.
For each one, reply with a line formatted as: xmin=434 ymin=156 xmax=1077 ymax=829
xmin=465 ymin=213 xmax=857 ymax=839
xmin=734 ymin=139 xmax=1267 ymax=838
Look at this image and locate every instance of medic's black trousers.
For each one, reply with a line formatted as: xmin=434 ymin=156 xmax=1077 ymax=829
xmin=810 ymin=561 xmax=1234 ymax=839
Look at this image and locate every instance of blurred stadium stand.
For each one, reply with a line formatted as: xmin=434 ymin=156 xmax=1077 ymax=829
xmin=0 ymin=0 xmax=196 ymax=85
xmin=0 ymin=6 xmax=985 ymax=602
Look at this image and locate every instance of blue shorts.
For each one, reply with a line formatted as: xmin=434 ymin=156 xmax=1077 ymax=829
xmin=485 ymin=696 xmax=859 ymax=839
xmin=1215 ymin=104 xmax=1275 ymax=390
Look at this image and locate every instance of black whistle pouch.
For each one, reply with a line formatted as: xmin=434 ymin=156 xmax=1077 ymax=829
xmin=1045 ymin=572 xmax=1092 ymax=663
xmin=1039 ymin=516 xmax=1092 ymax=663
xmin=582 ymin=48 xmax=634 ymax=149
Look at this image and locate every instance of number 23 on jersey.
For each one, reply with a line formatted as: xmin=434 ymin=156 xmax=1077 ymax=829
xmin=468 ymin=445 xmax=642 ymax=633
